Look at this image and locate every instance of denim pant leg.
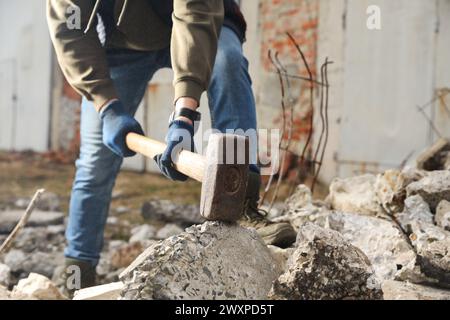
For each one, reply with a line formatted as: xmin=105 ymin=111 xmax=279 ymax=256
xmin=207 ymin=27 xmax=258 ymax=169
xmin=65 ymin=49 xmax=169 ymax=266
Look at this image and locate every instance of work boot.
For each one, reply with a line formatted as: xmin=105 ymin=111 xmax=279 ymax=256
xmin=58 ymin=257 xmax=97 ymax=298
xmin=239 ymin=171 xmax=297 ymax=248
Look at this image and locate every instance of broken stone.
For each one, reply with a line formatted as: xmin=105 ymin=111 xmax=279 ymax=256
xmin=3 ymin=249 xmax=26 ymax=274
xmin=129 ymin=224 xmax=157 ymax=243
xmin=13 ymin=226 xmax=65 ymax=252
xmin=14 ymin=192 xmax=61 ymax=212
xmin=73 ymin=282 xmax=124 ymax=300
xmin=272 ymin=205 xmax=331 ymax=232
xmin=155 ymin=223 xmax=184 ymax=240
xmin=114 ymin=206 xmax=130 ymax=215
xmin=395 ymin=195 xmax=434 ymax=234
xmin=416 ymin=138 xmax=450 ymax=171
xmin=262 ymin=202 xmax=288 ymax=220
xmin=382 ymin=280 xmax=450 ymax=300
xmin=3 ymin=249 xmax=64 ymax=280
xmin=267 ymin=245 xmax=294 ymax=273
xmin=0 ymin=264 xmax=11 ymax=288
xmin=120 ymin=222 xmax=279 ymax=300
xmin=408 ymin=221 xmax=450 ymax=287
xmin=268 ymin=223 xmax=382 ymax=300
xmin=141 ymin=200 xmax=204 ymax=226
xmin=110 ymin=241 xmax=145 ymax=269
xmin=374 ymin=169 xmax=423 ymax=214
xmin=436 ymin=200 xmax=450 ymax=231
xmin=285 ymin=185 xmax=313 ymax=212
xmin=327 ymin=174 xmax=385 ymax=216
xmin=326 ymin=212 xmax=416 ymax=282
xmin=0 ymin=210 xmax=65 ymax=234
xmin=11 ymin=273 xmax=67 ymax=300
xmin=0 ymin=285 xmax=10 ymax=300
xmin=406 ymin=171 xmax=450 ymax=212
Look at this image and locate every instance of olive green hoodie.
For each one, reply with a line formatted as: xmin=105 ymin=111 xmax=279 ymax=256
xmin=47 ymin=0 xmax=224 ymax=111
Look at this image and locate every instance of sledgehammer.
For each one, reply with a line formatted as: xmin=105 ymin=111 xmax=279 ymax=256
xmin=126 ymin=133 xmax=249 ymax=222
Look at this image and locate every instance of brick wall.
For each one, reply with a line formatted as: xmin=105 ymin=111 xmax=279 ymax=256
xmin=255 ymin=0 xmax=319 ymax=175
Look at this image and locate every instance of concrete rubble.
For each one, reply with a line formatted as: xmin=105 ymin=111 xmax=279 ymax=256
xmin=436 ymin=200 xmax=450 ymax=231
xmin=326 ymin=174 xmax=385 ymax=217
xmin=1 ymin=142 xmax=450 ymax=300
xmin=326 ymin=212 xmax=416 ymax=282
xmin=0 ymin=210 xmax=64 ymax=234
xmin=382 ymin=280 xmax=450 ymax=300
xmin=0 ymin=264 xmax=11 ymax=288
xmin=119 ymin=222 xmax=280 ymax=300
xmin=11 ymin=273 xmax=67 ymax=300
xmin=406 ymin=170 xmax=450 ymax=211
xmin=269 ymin=223 xmax=382 ymax=300
xmin=141 ymin=199 xmax=204 ymax=226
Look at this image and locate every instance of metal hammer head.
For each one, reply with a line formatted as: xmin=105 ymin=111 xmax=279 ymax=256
xmin=200 ymin=133 xmax=250 ymax=222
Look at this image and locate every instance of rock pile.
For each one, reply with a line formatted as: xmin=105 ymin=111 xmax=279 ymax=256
xmin=1 ymin=141 xmax=450 ymax=300
xmin=269 ymin=223 xmax=382 ymax=300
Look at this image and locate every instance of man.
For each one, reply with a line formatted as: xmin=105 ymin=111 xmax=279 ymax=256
xmin=47 ymin=0 xmax=296 ymax=291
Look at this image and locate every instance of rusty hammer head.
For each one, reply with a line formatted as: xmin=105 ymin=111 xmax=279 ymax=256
xmin=200 ymin=133 xmax=250 ymax=222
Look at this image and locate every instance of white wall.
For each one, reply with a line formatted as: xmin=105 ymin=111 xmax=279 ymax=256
xmin=0 ymin=0 xmax=52 ymax=151
xmin=317 ymin=0 xmax=450 ymax=182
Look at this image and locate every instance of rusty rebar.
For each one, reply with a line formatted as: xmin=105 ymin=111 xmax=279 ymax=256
xmin=267 ymin=53 xmax=295 ymax=212
xmin=312 ymin=58 xmax=332 ymax=191
xmin=260 ymin=50 xmax=288 ymax=208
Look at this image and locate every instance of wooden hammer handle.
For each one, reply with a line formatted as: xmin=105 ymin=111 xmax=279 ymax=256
xmin=126 ymin=133 xmax=205 ymax=182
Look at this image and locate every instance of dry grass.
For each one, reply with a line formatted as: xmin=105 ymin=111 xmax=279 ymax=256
xmin=0 ymin=151 xmax=328 ymax=223
xmin=0 ymin=151 xmax=201 ymax=216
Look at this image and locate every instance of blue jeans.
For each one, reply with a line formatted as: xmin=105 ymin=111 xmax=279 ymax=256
xmin=65 ymin=27 xmax=257 ymax=265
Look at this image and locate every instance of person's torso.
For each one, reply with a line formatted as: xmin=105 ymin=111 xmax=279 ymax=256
xmin=97 ymin=0 xmax=245 ymax=51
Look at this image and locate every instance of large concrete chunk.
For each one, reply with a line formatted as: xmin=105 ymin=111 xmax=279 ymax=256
xmin=0 ymin=210 xmax=65 ymax=234
xmin=374 ymin=169 xmax=424 ymax=214
xmin=406 ymin=171 xmax=450 ymax=212
xmin=327 ymin=174 xmax=384 ymax=216
xmin=382 ymin=280 xmax=450 ymax=300
xmin=409 ymin=221 xmax=450 ymax=287
xmin=119 ymin=222 xmax=279 ymax=300
xmin=326 ymin=212 xmax=416 ymax=282
xmin=395 ymin=195 xmax=434 ymax=234
xmin=268 ymin=223 xmax=382 ymax=300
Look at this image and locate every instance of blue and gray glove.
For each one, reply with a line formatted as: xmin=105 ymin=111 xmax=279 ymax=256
xmin=100 ymin=100 xmax=144 ymax=157
xmin=154 ymin=120 xmax=195 ymax=181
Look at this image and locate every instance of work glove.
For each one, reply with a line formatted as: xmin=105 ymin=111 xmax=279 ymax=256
xmin=153 ymin=120 xmax=195 ymax=181
xmin=100 ymin=100 xmax=144 ymax=158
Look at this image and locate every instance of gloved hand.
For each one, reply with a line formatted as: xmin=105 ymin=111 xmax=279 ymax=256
xmin=100 ymin=100 xmax=144 ymax=157
xmin=153 ymin=120 xmax=195 ymax=181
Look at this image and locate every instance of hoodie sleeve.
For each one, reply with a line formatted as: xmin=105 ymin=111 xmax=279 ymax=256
xmin=47 ymin=0 xmax=117 ymax=111
xmin=171 ymin=0 xmax=224 ymax=104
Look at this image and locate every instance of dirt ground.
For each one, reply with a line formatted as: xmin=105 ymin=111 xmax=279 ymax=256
xmin=0 ymin=151 xmax=327 ymax=222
